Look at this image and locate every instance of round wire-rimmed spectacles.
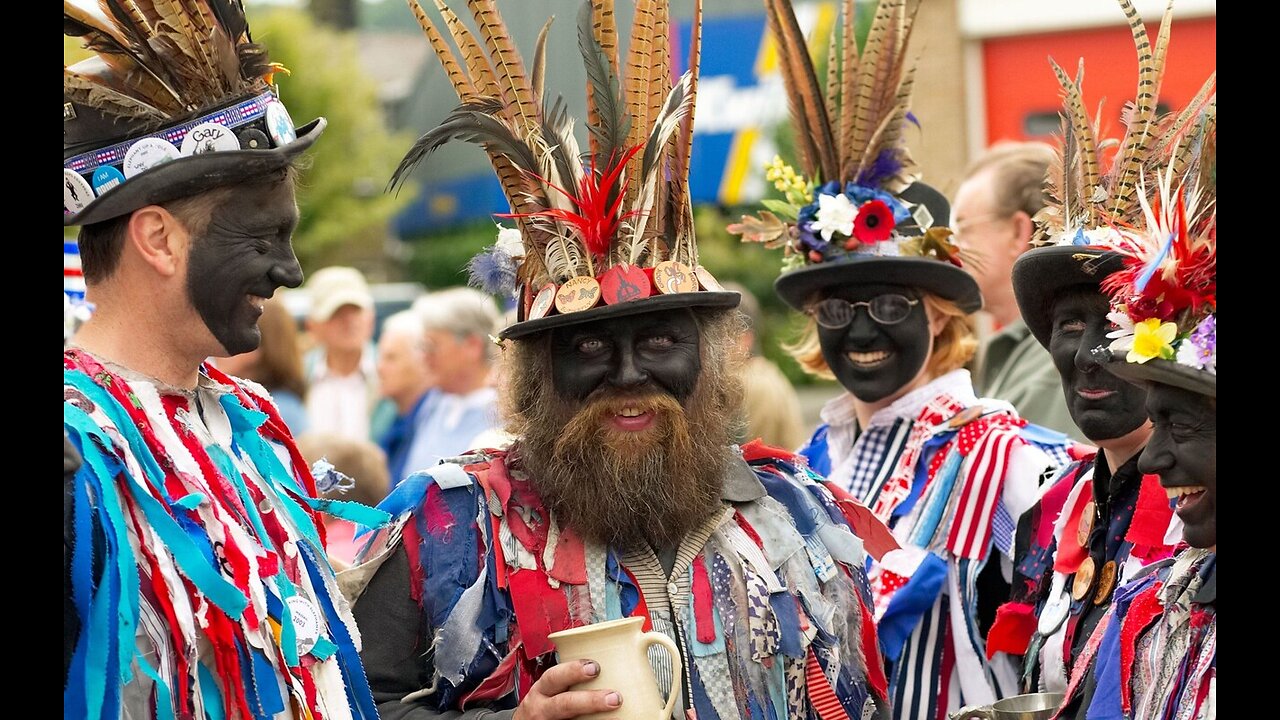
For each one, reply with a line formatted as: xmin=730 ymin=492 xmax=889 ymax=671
xmin=806 ymin=294 xmax=921 ymax=329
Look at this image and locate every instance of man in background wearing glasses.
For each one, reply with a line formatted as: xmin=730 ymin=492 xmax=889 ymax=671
xmin=952 ymin=142 xmax=1086 ymax=442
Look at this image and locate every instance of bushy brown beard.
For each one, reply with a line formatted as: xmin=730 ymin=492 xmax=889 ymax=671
xmin=503 ymin=311 xmax=745 ymax=550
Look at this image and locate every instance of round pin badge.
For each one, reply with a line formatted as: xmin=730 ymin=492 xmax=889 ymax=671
xmin=265 ymin=101 xmax=297 ymax=147
xmin=180 ymin=122 xmax=240 ymax=156
xmin=1076 ymin=500 xmax=1096 ymax=547
xmin=237 ymin=127 xmax=271 ymax=150
xmin=64 ymin=170 xmax=94 ymax=215
xmin=528 ymin=282 xmax=557 ymax=320
xmin=286 ymin=595 xmax=323 ymax=656
xmin=653 ymin=260 xmax=697 ymax=294
xmin=554 ymin=276 xmax=602 ymax=314
xmin=1093 ymin=559 xmax=1118 ymax=606
xmin=1071 ymin=556 xmax=1097 ymax=601
xmin=694 ymin=265 xmax=724 ymax=292
xmin=123 ymin=137 xmax=181 ymax=179
xmin=599 ymin=264 xmax=651 ymax=305
xmin=90 ymin=166 xmax=126 ymax=196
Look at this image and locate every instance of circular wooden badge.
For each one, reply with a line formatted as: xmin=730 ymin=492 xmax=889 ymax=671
xmin=555 ymin=276 xmax=602 ymax=314
xmin=1077 ymin=500 xmax=1096 ymax=547
xmin=1071 ymin=556 xmax=1096 ymax=602
xmin=653 ymin=260 xmax=697 ymax=294
xmin=1092 ymin=560 xmax=1118 ymax=606
xmin=599 ymin=264 xmax=651 ymax=305
xmin=529 ymin=282 xmax=557 ymax=320
xmin=694 ymin=265 xmax=724 ymax=291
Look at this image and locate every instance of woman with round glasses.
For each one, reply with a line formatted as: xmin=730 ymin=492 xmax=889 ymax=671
xmin=787 ymin=184 xmax=1079 ymax=717
xmin=738 ymin=177 xmax=1078 ymax=716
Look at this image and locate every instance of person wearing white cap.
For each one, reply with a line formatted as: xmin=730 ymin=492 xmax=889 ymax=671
xmin=303 ymin=265 xmax=383 ymax=441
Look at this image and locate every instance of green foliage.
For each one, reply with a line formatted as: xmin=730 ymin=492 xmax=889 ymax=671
xmin=695 ymin=206 xmax=823 ymax=386
xmin=405 ymin=220 xmax=498 ymax=291
xmin=251 ymin=7 xmax=417 ymax=270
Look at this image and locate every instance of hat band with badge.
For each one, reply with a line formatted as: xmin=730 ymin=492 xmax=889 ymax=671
xmin=64 ymin=90 xmax=299 ymax=218
xmin=64 ymin=0 xmax=324 ymax=228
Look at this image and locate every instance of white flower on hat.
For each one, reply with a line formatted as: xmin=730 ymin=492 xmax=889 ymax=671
xmin=811 ymin=192 xmax=857 ymax=242
xmin=495 ymin=225 xmax=525 ymax=258
xmin=1105 ymin=309 xmax=1137 ymax=355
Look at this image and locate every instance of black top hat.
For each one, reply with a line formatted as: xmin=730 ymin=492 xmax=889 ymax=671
xmin=770 ymin=182 xmax=981 ymax=313
xmin=64 ymin=2 xmax=324 ymax=227
xmin=1011 ymin=245 xmax=1127 ymax=348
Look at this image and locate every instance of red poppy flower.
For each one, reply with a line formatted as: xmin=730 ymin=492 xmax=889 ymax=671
xmin=853 ymin=200 xmax=895 ymax=243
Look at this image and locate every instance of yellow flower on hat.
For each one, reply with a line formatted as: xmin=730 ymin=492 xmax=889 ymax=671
xmin=1127 ymin=318 xmax=1178 ymax=364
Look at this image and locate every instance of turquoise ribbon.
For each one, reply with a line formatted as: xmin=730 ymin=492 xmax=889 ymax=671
xmin=197 ymin=662 xmax=227 ymax=720
xmin=135 ymin=655 xmax=176 ymax=720
xmin=908 ymin=446 xmax=963 ymax=548
xmin=66 ymin=376 xmax=248 ymax=617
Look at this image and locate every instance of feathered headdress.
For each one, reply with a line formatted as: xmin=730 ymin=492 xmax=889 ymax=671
xmin=1033 ymin=0 xmax=1216 ymax=249
xmin=393 ymin=0 xmax=739 ymax=339
xmin=727 ymin=0 xmax=980 ymax=313
xmin=63 ymin=0 xmax=325 ymax=227
xmin=1012 ymin=0 xmax=1216 ymax=371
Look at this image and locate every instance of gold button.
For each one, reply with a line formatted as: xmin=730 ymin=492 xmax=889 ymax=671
xmin=1071 ymin=556 xmax=1096 ymax=601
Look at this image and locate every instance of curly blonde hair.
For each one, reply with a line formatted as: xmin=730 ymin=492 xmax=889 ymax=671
xmin=785 ymin=293 xmax=977 ymax=381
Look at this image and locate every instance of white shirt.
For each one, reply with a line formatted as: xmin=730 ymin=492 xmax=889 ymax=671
xmin=305 ymin=351 xmax=377 ymax=441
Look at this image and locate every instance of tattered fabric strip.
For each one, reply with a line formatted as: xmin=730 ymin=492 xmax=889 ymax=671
xmin=65 ymin=395 xmax=248 ymax=615
xmin=948 ymin=426 xmax=1019 ymax=560
xmin=64 ymin=413 xmax=131 ymax=720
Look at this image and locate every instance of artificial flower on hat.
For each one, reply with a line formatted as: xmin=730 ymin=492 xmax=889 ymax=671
xmin=1100 ymin=162 xmax=1216 ymax=373
xmin=726 ymin=0 xmax=980 ymax=313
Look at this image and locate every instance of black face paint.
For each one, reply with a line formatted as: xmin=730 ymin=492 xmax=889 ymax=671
xmin=816 ymin=283 xmax=931 ymax=403
xmin=1139 ymin=384 xmax=1216 ymax=549
xmin=186 ymin=178 xmax=303 ymax=356
xmin=550 ymin=310 xmax=702 ymax=404
xmin=1047 ymin=289 xmax=1148 ymax=441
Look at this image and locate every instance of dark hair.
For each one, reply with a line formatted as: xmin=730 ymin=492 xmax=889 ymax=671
xmin=252 ymin=297 xmax=309 ymax=399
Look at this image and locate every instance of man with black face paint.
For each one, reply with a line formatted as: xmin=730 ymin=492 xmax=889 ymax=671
xmin=347 ymin=2 xmax=894 ymax=718
xmin=63 ymin=6 xmax=383 ymax=717
xmin=988 ymin=255 xmax=1180 ymax=714
xmin=981 ymin=8 xmax=1215 ymax=716
xmin=1079 ymin=103 xmax=1216 ymax=720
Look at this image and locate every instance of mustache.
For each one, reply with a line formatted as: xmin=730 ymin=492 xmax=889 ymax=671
xmin=576 ymin=387 xmax=685 ymax=421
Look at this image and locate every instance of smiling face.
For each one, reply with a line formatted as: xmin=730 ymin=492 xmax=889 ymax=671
xmin=1047 ymin=288 xmax=1150 ymax=442
xmin=510 ymin=308 xmax=738 ymax=548
xmin=815 ymin=283 xmax=934 ymax=404
xmin=1139 ymin=383 xmax=1216 ymax=549
xmin=184 ymin=175 xmax=303 ymax=356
